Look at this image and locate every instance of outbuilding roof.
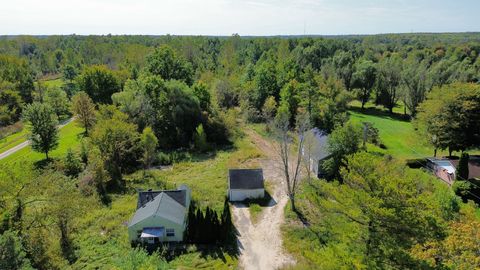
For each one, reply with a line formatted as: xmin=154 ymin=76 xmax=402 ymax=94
xmin=229 ymin=168 xmax=264 ymax=190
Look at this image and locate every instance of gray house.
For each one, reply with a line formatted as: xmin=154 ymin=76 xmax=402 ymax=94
xmin=128 ymin=185 xmax=191 ymax=245
xmin=302 ymin=128 xmax=330 ymax=178
xmin=228 ymin=168 xmax=265 ymax=202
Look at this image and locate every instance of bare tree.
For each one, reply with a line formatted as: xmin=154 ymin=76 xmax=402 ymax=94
xmin=272 ymin=109 xmax=310 ymax=212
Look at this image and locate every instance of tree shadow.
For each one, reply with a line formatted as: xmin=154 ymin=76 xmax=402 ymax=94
xmin=348 ymin=106 xmax=410 ymax=122
xmin=33 ymin=158 xmax=54 ymax=171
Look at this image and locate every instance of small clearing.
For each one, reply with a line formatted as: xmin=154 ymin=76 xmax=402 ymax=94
xmin=231 ymin=129 xmax=295 ymax=270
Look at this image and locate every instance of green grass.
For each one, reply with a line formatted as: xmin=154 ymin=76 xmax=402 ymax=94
xmin=247 ymin=123 xmax=270 ymax=138
xmin=0 ymin=121 xmax=83 ymax=176
xmin=147 ymin=135 xmax=263 ymax=211
xmin=248 ymin=203 xmax=262 ymax=223
xmin=37 ymin=77 xmax=65 ymax=89
xmin=348 ymin=102 xmax=477 ymax=160
xmin=71 ymin=135 xmax=261 ymax=269
xmin=0 ymin=120 xmax=262 ymax=268
xmin=0 ymin=125 xmax=28 ymax=153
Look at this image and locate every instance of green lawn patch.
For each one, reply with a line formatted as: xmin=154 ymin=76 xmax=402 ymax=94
xmin=0 ymin=121 xmax=83 ymax=177
xmin=37 ymin=77 xmax=65 ymax=89
xmin=348 ymin=102 xmax=477 ymax=159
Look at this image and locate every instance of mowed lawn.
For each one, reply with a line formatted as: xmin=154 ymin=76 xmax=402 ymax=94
xmin=348 ymin=110 xmax=434 ymax=159
xmin=0 ymin=121 xmax=84 ymax=177
xmin=348 ymin=102 xmax=480 ymax=160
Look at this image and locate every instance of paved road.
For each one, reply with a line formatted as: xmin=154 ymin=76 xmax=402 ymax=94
xmin=0 ymin=117 xmax=74 ymax=160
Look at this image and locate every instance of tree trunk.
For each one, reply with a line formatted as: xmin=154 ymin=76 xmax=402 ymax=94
xmin=434 ymin=148 xmax=437 ymax=158
xmin=45 ymin=151 xmax=49 ymax=160
xmin=290 ymin=195 xmax=296 ymax=213
xmin=448 ymin=147 xmax=453 ymax=158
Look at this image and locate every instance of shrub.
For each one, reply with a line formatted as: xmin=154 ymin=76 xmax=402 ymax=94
xmin=156 ymin=152 xmax=172 ymax=166
xmin=456 ymin=152 xmax=469 ymax=180
xmin=64 ymin=149 xmax=83 ymax=177
xmin=0 ymin=121 xmax=23 ymax=139
xmin=193 ymin=124 xmax=209 ymax=152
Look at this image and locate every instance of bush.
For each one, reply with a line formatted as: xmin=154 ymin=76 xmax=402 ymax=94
xmin=193 ymin=124 xmax=209 ymax=152
xmin=0 ymin=230 xmax=32 ymax=270
xmin=363 ymin=122 xmax=381 ymax=146
xmin=0 ymin=122 xmax=23 ymax=139
xmin=63 ymin=149 xmax=83 ymax=178
xmin=156 ymin=152 xmax=172 ymax=166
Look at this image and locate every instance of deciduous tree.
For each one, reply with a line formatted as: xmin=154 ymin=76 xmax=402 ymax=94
xmin=71 ymin=91 xmax=96 ymax=135
xmin=76 ymin=65 xmax=121 ymax=104
xmin=140 ymin=126 xmax=158 ymax=171
xmin=352 ymin=60 xmax=376 ymax=109
xmin=22 ymin=102 xmax=59 ymax=160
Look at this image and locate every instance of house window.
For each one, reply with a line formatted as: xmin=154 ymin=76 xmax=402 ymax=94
xmin=166 ymin=228 xmax=175 ymax=237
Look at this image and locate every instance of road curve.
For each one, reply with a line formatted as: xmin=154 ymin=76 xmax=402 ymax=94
xmin=0 ymin=117 xmax=75 ymax=160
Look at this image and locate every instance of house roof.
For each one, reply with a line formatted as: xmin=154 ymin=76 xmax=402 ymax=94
xmin=137 ymin=189 xmax=187 ymax=209
xmin=129 ymin=192 xmax=186 ymax=227
xmin=229 ymin=168 xmax=264 ymax=190
xmin=304 ymin=128 xmax=329 ymax=161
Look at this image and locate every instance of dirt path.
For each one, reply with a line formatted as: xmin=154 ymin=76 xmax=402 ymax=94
xmin=231 ymin=129 xmax=295 ymax=270
xmin=0 ymin=117 xmax=75 ymax=160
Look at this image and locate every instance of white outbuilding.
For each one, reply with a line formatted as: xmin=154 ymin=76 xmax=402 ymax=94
xmin=228 ymin=168 xmax=265 ymax=202
xmin=128 ymin=185 xmax=191 ymax=245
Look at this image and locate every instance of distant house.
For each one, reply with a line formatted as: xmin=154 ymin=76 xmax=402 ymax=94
xmin=302 ymin=128 xmax=330 ymax=178
xmin=426 ymin=158 xmax=456 ymax=185
xmin=228 ymin=168 xmax=265 ymax=202
xmin=128 ymin=185 xmax=191 ymax=245
xmin=427 ymin=156 xmax=480 ymax=185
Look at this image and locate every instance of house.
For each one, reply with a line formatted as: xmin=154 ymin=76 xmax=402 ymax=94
xmin=426 ymin=158 xmax=456 ymax=185
xmin=228 ymin=168 xmax=265 ymax=202
xmin=302 ymin=128 xmax=330 ymax=178
xmin=128 ymin=185 xmax=191 ymax=245
xmin=427 ymin=156 xmax=480 ymax=185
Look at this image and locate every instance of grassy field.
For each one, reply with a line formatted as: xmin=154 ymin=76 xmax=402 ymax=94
xmin=348 ymin=102 xmax=475 ymax=160
xmin=0 ymin=121 xmax=83 ymax=178
xmin=71 ymin=134 xmax=262 ymax=269
xmin=0 ymin=122 xmax=262 ymax=268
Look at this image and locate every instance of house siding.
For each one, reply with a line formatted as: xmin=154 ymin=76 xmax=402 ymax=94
xmin=229 ymin=188 xmax=264 ymax=202
xmin=128 ymin=216 xmax=185 ymax=243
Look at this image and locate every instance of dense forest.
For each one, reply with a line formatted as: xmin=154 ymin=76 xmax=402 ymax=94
xmin=0 ymin=33 xmax=479 ymax=269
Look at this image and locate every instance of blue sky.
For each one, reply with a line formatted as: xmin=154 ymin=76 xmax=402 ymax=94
xmin=0 ymin=0 xmax=478 ymax=35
